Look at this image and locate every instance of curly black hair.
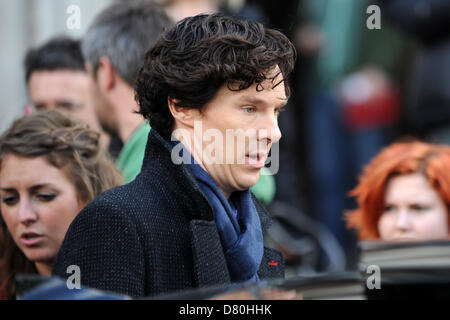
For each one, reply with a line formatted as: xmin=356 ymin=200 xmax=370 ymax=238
xmin=135 ymin=13 xmax=296 ymax=139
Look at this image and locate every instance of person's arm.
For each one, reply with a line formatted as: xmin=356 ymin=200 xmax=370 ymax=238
xmin=52 ymin=201 xmax=146 ymax=298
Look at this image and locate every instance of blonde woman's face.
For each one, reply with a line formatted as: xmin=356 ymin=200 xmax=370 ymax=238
xmin=378 ymin=173 xmax=449 ymax=241
xmin=0 ymin=154 xmax=85 ymax=274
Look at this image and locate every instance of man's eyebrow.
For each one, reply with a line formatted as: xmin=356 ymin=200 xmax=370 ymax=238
xmin=240 ymin=96 xmax=288 ymax=107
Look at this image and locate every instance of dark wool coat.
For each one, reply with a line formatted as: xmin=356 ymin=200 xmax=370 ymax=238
xmin=52 ymin=129 xmax=284 ymax=298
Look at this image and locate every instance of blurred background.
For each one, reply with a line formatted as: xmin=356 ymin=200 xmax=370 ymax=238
xmin=1 ymin=0 xmax=449 ymax=274
xmin=0 ymin=0 xmax=113 ymax=132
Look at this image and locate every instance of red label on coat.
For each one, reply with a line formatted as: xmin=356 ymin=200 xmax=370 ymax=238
xmin=268 ymin=260 xmax=278 ymax=266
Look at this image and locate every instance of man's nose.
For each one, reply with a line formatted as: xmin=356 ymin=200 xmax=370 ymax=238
xmin=259 ymin=111 xmax=282 ymax=144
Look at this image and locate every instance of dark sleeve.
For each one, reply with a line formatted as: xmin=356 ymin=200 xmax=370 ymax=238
xmin=52 ymin=201 xmax=146 ymax=298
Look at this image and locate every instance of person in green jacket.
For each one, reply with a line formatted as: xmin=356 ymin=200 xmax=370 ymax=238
xmin=81 ymin=2 xmax=171 ymax=183
xmin=82 ymin=2 xmax=276 ymax=204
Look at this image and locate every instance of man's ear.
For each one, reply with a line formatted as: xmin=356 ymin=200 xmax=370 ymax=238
xmin=96 ymin=57 xmax=115 ymax=91
xmin=168 ymin=97 xmax=200 ymax=129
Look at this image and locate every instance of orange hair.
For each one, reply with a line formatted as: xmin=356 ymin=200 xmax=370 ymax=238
xmin=346 ymin=140 xmax=450 ymax=240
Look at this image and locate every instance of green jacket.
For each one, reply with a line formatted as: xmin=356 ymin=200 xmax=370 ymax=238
xmin=116 ymin=123 xmax=151 ymax=183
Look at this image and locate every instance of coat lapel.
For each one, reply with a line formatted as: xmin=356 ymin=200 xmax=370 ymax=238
xmin=189 ymin=219 xmax=231 ymax=286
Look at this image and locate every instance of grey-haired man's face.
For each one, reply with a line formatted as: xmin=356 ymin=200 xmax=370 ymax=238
xmin=85 ymin=61 xmax=118 ymax=136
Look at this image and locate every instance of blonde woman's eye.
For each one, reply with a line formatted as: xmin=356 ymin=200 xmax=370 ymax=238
xmin=2 ymin=196 xmax=18 ymax=206
xmin=37 ymin=194 xmax=56 ymax=202
xmin=244 ymin=107 xmax=256 ymax=113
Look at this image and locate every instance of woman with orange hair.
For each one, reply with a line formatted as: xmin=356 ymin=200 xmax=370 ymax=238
xmin=347 ymin=140 xmax=450 ymax=241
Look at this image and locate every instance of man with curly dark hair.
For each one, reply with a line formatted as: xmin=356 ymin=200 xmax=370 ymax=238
xmin=53 ymin=12 xmax=296 ymax=298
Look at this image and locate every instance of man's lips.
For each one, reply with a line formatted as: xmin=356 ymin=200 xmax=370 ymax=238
xmin=245 ymin=152 xmax=267 ymax=168
xmin=20 ymin=232 xmax=44 ymax=246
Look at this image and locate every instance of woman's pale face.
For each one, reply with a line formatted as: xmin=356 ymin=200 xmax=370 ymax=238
xmin=0 ymin=154 xmax=84 ymax=274
xmin=378 ymin=173 xmax=449 ymax=241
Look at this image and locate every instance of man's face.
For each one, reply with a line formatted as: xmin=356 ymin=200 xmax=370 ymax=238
xmin=28 ymin=70 xmax=102 ymax=133
xmin=85 ymin=62 xmax=118 ymax=136
xmin=184 ymin=67 xmax=287 ymax=198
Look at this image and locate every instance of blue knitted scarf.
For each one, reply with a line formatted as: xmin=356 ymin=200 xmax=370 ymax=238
xmin=170 ymin=139 xmax=264 ymax=282
xmin=171 ymin=137 xmax=264 ymax=282
xmin=189 ymin=163 xmax=264 ymax=282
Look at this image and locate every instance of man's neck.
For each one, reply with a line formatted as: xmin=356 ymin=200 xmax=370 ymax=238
xmin=119 ymin=113 xmax=144 ymax=144
xmin=172 ymin=127 xmax=232 ymax=199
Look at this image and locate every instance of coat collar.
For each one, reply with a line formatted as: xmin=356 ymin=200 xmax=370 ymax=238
xmin=140 ymin=128 xmax=272 ymax=231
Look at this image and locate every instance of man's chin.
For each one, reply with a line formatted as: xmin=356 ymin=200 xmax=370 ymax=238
xmin=237 ymin=171 xmax=261 ymax=190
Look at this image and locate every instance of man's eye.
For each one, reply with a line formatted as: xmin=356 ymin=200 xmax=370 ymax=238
xmin=56 ymin=102 xmax=81 ymax=111
xmin=243 ymin=107 xmax=256 ymax=114
xmin=33 ymin=103 xmax=46 ymax=111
